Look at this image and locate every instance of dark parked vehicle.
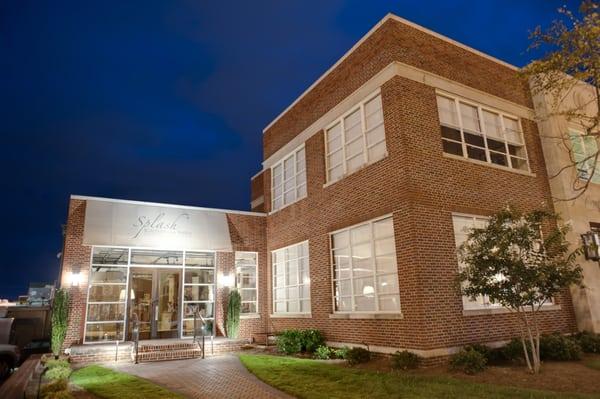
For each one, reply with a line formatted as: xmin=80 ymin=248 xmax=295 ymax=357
xmin=0 ymin=318 xmax=19 ymax=380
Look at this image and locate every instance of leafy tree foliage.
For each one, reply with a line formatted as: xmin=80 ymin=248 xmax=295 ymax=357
xmin=457 ymin=206 xmax=583 ymax=373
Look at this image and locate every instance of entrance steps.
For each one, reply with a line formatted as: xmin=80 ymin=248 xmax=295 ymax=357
xmin=133 ymin=341 xmax=203 ymax=363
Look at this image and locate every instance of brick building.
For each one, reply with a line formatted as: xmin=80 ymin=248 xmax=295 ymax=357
xmin=59 ymin=14 xmax=580 ymax=363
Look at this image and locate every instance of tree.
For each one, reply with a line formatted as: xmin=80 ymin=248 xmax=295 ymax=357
xmin=225 ymin=289 xmax=241 ymax=339
xmin=457 ymin=206 xmax=583 ymax=373
xmin=522 ymin=1 xmax=599 ymax=199
xmin=51 ymin=289 xmax=69 ymax=359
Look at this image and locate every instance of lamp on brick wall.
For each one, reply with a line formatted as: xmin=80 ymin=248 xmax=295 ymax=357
xmin=581 ymin=231 xmax=600 ymax=261
xmin=69 ymin=271 xmax=81 ymax=287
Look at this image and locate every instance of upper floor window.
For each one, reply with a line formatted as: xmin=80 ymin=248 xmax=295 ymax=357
xmin=569 ymin=130 xmax=600 ymax=184
xmin=436 ymin=94 xmax=529 ymax=172
xmin=271 ymin=145 xmax=306 ymax=212
xmin=325 ymin=91 xmax=387 ymax=184
xmin=272 ymin=241 xmax=310 ymax=314
xmin=331 ymin=216 xmax=400 ymax=313
xmin=235 ymin=252 xmax=258 ymax=314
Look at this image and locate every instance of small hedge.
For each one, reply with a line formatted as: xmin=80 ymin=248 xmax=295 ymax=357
xmin=575 ymin=331 xmax=600 ymax=354
xmin=40 ymin=379 xmax=73 ymax=399
xmin=313 ymin=345 xmax=351 ymax=360
xmin=276 ymin=329 xmax=325 ymax=355
xmin=346 ymin=347 xmax=371 ymax=366
xmin=391 ymin=350 xmax=421 ymax=370
xmin=539 ymin=333 xmax=581 ymax=361
xmin=450 ymin=347 xmax=487 ymax=374
xmin=45 ymin=359 xmax=70 ymax=369
xmin=45 ymin=366 xmax=72 ymax=381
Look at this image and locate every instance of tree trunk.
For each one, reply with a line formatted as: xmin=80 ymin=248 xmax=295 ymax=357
xmin=516 ymin=308 xmax=533 ymax=373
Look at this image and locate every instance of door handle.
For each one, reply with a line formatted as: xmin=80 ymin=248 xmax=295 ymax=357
xmin=155 ymin=305 xmax=159 ymax=321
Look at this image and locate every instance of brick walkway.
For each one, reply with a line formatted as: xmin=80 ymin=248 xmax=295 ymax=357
xmin=113 ymin=355 xmax=293 ymax=399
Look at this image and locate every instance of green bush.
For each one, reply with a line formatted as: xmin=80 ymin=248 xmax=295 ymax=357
xmin=346 ymin=347 xmax=371 ymax=366
xmin=539 ymin=333 xmax=581 ymax=361
xmin=276 ymin=330 xmax=303 ymax=354
xmin=449 ymin=347 xmax=487 ymax=374
xmin=333 ymin=346 xmax=350 ymax=359
xmin=276 ymin=329 xmax=325 ymax=354
xmin=40 ymin=379 xmax=69 ymax=399
xmin=45 ymin=366 xmax=72 ymax=381
xmin=301 ymin=329 xmax=325 ymax=353
xmin=44 ymin=390 xmax=74 ymax=399
xmin=45 ymin=359 xmax=70 ymax=369
xmin=575 ymin=331 xmax=600 ymax=354
xmin=501 ymin=338 xmax=527 ymax=361
xmin=313 ymin=345 xmax=333 ymax=360
xmin=391 ymin=350 xmax=421 ymax=370
xmin=51 ymin=289 xmax=69 ymax=358
xmin=225 ymin=290 xmax=241 ymax=339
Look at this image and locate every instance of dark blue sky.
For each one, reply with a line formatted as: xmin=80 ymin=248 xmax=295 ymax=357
xmin=0 ymin=0 xmax=574 ymax=298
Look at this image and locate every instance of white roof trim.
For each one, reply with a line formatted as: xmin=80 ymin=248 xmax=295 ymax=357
xmin=71 ymin=195 xmax=266 ymax=217
xmin=263 ymin=13 xmax=519 ymax=134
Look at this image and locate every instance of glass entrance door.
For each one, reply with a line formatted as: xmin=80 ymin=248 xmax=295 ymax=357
xmin=128 ymin=268 xmax=181 ymax=340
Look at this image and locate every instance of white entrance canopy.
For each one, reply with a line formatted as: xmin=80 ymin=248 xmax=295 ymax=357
xmin=81 ymin=197 xmax=234 ymax=251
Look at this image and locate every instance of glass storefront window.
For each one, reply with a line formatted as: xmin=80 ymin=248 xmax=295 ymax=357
xmin=89 ymin=266 xmax=127 ymax=284
xmin=130 ymin=249 xmax=183 ymax=266
xmin=92 ymin=247 xmax=129 ymax=265
xmin=185 ymin=252 xmax=215 ymax=267
xmin=85 ymin=322 xmax=125 ymax=342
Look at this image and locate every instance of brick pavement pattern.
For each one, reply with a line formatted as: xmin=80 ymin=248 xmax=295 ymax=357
xmin=114 ymin=355 xmax=293 ymax=399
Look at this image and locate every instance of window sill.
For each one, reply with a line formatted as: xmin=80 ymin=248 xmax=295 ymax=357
xmin=323 ymin=153 xmax=389 ymax=189
xmin=463 ymin=304 xmax=561 ymax=317
xmin=270 ymin=313 xmax=312 ymax=319
xmin=442 ymin=153 xmax=536 ymax=177
xmin=240 ymin=313 xmax=261 ymax=319
xmin=329 ymin=312 xmax=403 ymax=320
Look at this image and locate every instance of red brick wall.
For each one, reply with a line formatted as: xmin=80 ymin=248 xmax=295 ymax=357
xmin=263 ymin=18 xmax=531 ymax=159
xmin=251 ymin=171 xmax=265 ymax=213
xmin=60 ymin=199 xmax=92 ymax=348
xmin=261 ymin=75 xmax=577 ymax=351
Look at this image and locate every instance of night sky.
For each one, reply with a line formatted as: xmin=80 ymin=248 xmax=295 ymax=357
xmin=0 ymin=1 xmax=575 ymax=299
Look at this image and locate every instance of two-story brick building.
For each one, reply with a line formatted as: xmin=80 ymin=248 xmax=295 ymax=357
xmin=59 ymin=13 xmax=579 ymax=363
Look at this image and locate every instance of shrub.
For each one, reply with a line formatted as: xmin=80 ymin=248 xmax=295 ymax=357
xmin=300 ymin=329 xmax=325 ymax=353
xmin=225 ymin=290 xmax=241 ymax=339
xmin=40 ymin=379 xmax=68 ymax=399
xmin=346 ymin=347 xmax=371 ymax=366
xmin=391 ymin=350 xmax=421 ymax=370
xmin=313 ymin=345 xmax=333 ymax=360
xmin=276 ymin=330 xmax=303 ymax=354
xmin=449 ymin=347 xmax=487 ymax=374
xmin=575 ymin=331 xmax=600 ymax=354
xmin=44 ymin=390 xmax=74 ymax=399
xmin=539 ymin=333 xmax=581 ymax=361
xmin=501 ymin=338 xmax=527 ymax=362
xmin=45 ymin=366 xmax=72 ymax=381
xmin=51 ymin=289 xmax=69 ymax=359
xmin=333 ymin=346 xmax=350 ymax=359
xmin=45 ymin=359 xmax=70 ymax=369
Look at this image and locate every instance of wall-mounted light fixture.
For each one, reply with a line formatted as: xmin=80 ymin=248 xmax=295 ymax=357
xmin=581 ymin=231 xmax=600 ymax=261
xmin=69 ymin=271 xmax=81 ymax=287
xmin=219 ymin=272 xmax=235 ymax=288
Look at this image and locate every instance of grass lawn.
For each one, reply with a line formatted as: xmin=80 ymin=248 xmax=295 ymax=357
xmin=239 ymin=354 xmax=595 ymax=399
xmin=70 ymin=365 xmax=184 ymax=399
xmin=586 ymin=359 xmax=600 ymax=371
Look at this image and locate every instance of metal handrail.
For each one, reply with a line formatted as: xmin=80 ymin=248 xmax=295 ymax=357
xmin=193 ymin=311 xmax=206 ymax=359
xmin=132 ymin=312 xmax=140 ymax=364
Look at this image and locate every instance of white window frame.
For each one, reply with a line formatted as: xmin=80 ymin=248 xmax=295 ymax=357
xmin=569 ymin=128 xmax=600 ymax=184
xmin=270 ymin=144 xmax=306 ymax=213
xmin=330 ymin=214 xmax=401 ymax=314
xmin=235 ymin=251 xmax=259 ymax=315
xmin=324 ymin=89 xmax=387 ymax=185
xmin=436 ymin=91 xmax=531 ymax=173
xmin=271 ymin=240 xmax=311 ymax=315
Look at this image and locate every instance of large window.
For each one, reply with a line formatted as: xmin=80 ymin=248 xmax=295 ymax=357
xmin=85 ymin=247 xmax=128 ymax=342
xmin=181 ymin=251 xmax=215 ymax=337
xmin=235 ymin=252 xmax=258 ymax=314
xmin=271 ymin=145 xmax=306 ymax=212
xmin=331 ymin=216 xmax=400 ymax=313
xmin=451 ymin=214 xmax=502 ymax=310
xmin=272 ymin=241 xmax=310 ymax=314
xmin=325 ymin=91 xmax=387 ymax=183
xmin=437 ymin=94 xmax=529 ymax=172
xmin=570 ymin=130 xmax=600 ymax=184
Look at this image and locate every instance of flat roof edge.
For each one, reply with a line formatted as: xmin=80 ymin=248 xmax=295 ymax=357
xmin=262 ymin=12 xmax=520 ymax=134
xmin=70 ymin=195 xmax=267 ymax=217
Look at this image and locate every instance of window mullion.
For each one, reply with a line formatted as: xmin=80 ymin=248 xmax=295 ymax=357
xmin=340 ymin=117 xmax=347 ymax=175
xmin=499 ymin=115 xmax=513 ymax=169
xmin=348 ymin=231 xmax=355 ymax=312
xmin=455 ymin=99 xmax=467 ymax=158
xmin=360 ymin=103 xmax=369 ymax=164
xmin=370 ymin=221 xmax=379 ymax=312
xmin=477 ymin=106 xmax=491 ymax=163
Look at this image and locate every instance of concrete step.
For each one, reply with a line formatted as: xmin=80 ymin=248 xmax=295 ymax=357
xmin=133 ymin=347 xmax=203 ymax=363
